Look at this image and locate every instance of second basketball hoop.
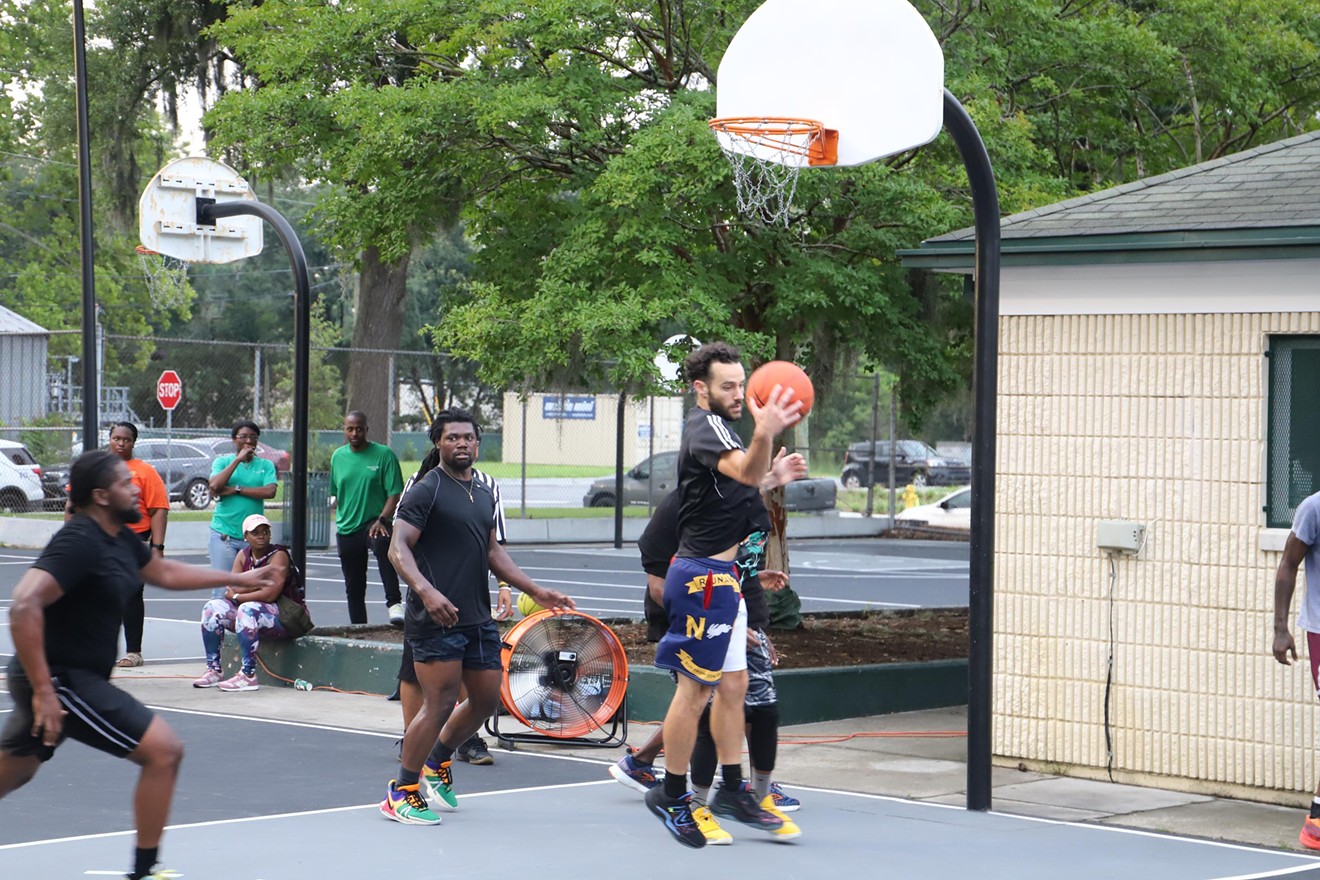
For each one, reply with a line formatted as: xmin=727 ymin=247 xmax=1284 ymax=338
xmin=135 ymin=245 xmax=190 ymax=309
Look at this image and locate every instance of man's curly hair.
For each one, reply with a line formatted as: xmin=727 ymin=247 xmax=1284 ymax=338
xmin=681 ymin=342 xmax=741 ymax=385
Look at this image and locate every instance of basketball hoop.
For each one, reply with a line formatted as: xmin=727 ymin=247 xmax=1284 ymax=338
xmin=135 ymin=245 xmax=190 ymax=308
xmin=708 ymin=117 xmax=838 ymax=225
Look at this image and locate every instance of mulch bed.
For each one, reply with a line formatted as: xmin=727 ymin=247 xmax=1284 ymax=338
xmin=325 ymin=608 xmax=969 ymax=670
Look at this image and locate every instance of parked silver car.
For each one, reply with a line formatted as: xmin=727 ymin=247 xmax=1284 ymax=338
xmin=583 ymin=450 xmax=837 ymax=512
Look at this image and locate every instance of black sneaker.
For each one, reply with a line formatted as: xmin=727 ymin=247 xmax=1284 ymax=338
xmin=644 ymin=786 xmax=706 ymax=848
xmin=710 ymin=785 xmax=784 ymax=834
xmin=456 ymin=734 xmax=494 ymax=765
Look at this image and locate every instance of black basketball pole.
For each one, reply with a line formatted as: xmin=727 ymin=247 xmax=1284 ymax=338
xmin=942 ymin=89 xmax=1001 ymax=813
xmin=73 ymin=0 xmax=98 ymax=448
xmin=199 ymin=201 xmax=311 ymax=579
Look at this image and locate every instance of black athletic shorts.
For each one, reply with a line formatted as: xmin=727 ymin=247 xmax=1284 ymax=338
xmin=397 ymin=639 xmax=417 ymax=684
xmin=2 ymin=660 xmax=154 ymax=762
xmin=408 ymin=620 xmax=503 ymax=671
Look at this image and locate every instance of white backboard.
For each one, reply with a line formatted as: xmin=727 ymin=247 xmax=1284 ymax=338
xmin=138 ymin=156 xmax=263 ymax=264
xmin=715 ymin=0 xmax=944 ymax=167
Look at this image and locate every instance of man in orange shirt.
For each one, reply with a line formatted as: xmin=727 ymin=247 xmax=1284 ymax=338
xmin=108 ymin=423 xmax=169 ymax=667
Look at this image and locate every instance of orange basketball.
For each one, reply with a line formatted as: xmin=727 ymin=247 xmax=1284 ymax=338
xmin=747 ymin=360 xmax=814 ymax=417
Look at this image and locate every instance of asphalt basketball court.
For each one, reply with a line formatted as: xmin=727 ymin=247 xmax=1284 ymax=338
xmin=2 ymin=667 xmax=1320 ymax=880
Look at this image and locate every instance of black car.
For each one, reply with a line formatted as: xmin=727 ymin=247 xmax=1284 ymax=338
xmin=840 ymin=439 xmax=970 ymax=489
xmin=582 ymin=450 xmax=837 ymax=512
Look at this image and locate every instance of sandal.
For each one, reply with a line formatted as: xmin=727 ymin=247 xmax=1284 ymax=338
xmin=116 ymin=652 xmax=144 ymax=668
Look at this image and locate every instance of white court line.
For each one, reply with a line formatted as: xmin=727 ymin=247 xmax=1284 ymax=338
xmin=7 ymin=775 xmax=1315 ymax=880
xmin=782 ymin=783 xmax=1320 ymax=874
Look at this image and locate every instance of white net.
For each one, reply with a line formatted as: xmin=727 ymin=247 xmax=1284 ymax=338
xmin=709 ymin=118 xmax=827 ymax=226
xmin=135 ymin=246 xmax=190 ymax=308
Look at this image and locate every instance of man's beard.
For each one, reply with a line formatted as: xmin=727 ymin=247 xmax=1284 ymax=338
xmin=117 ymin=503 xmax=142 ymax=526
xmin=709 ymin=400 xmax=741 ymax=422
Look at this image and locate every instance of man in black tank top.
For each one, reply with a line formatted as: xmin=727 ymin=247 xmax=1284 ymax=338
xmin=644 ymin=342 xmax=804 ymax=848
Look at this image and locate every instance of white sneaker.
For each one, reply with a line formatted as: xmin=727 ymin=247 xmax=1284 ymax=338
xmin=388 ymin=603 xmax=405 ymax=626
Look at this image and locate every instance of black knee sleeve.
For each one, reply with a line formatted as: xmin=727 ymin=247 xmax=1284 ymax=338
xmin=746 ymin=703 xmax=779 ymax=773
xmin=691 ymin=704 xmax=717 ymax=788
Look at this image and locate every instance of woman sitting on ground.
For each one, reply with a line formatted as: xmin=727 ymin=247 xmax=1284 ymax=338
xmin=192 ymin=513 xmax=311 ymax=692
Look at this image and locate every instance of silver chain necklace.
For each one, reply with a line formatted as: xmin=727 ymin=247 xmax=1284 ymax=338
xmin=440 ymin=467 xmax=474 ymax=503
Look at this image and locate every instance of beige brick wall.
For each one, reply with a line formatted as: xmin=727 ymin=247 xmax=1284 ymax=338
xmin=996 ymin=312 xmax=1320 ymax=799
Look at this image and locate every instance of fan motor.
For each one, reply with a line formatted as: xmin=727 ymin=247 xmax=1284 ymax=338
xmin=540 ymin=650 xmax=579 ymax=690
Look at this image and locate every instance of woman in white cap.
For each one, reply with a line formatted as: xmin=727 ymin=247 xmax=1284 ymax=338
xmin=192 ymin=513 xmax=311 ymax=692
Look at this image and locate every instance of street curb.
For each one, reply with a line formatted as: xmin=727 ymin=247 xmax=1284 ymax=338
xmin=236 ymin=631 xmax=968 ymax=724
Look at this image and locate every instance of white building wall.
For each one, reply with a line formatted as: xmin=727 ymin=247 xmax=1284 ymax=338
xmin=995 ymin=260 xmax=1320 ymax=802
xmin=501 ymin=392 xmax=684 ymax=467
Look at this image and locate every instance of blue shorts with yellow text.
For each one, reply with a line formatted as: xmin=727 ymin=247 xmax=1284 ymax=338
xmin=655 ymin=556 xmax=742 ymax=685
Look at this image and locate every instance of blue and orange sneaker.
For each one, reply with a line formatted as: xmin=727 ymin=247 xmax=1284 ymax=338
xmin=740 ymin=779 xmax=801 ymax=812
xmin=644 ymin=786 xmax=705 ymax=848
xmin=610 ymin=754 xmax=664 ymax=793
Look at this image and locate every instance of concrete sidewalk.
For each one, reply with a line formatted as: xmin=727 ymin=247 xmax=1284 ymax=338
xmin=110 ymin=661 xmax=1315 ymax=857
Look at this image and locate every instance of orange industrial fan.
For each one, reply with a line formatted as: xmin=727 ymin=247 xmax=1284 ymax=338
xmin=490 ymin=610 xmax=630 ymax=748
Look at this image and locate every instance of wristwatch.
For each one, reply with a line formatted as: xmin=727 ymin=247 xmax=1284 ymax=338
xmin=151 ymin=543 xmax=165 ymax=551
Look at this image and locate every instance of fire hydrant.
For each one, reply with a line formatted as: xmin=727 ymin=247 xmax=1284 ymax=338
xmin=902 ymin=484 xmax=919 ymax=510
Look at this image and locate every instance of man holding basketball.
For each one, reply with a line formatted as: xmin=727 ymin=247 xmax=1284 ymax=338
xmin=645 ymin=341 xmax=802 ymax=848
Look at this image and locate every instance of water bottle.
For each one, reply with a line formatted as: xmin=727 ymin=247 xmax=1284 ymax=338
xmin=293 ymin=678 xmax=313 ymax=692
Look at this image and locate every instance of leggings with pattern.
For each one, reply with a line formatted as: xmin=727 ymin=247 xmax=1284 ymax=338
xmin=201 ymin=599 xmax=288 ymax=675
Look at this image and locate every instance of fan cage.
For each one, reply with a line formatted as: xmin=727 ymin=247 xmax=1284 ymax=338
xmin=500 ymin=610 xmax=629 ymax=739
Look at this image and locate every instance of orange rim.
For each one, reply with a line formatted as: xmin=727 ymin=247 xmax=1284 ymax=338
xmin=500 ymin=610 xmax=629 ymax=739
xmin=709 ymin=116 xmax=839 ymax=166
xmin=135 ymin=245 xmax=160 ymax=256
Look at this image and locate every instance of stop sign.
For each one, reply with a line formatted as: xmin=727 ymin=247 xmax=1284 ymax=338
xmin=156 ymin=370 xmax=183 ymax=411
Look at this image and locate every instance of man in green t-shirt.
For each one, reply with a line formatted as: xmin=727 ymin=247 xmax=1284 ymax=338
xmin=330 ymin=411 xmax=405 ymax=625
xmin=208 ymin=420 xmax=278 ymax=599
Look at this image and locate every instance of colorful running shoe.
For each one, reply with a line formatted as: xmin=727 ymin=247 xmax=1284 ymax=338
xmin=456 ymin=735 xmax=494 ymax=765
xmin=609 ymin=754 xmax=664 ymax=793
xmin=710 ymin=785 xmax=785 ymax=835
xmin=644 ymin=786 xmax=705 ymax=848
xmin=740 ymin=779 xmax=801 ymax=812
xmin=1301 ymin=816 xmax=1320 ymax=850
xmin=380 ymin=779 xmax=442 ymax=825
xmin=756 ymin=794 xmax=802 ymax=841
xmin=191 ymin=668 xmax=222 ymax=688
xmin=423 ymin=760 xmax=459 ymax=810
xmin=691 ymin=805 xmax=732 ymax=845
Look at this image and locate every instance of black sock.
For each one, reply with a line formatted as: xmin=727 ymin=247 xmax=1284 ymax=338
xmin=721 ymin=763 xmax=743 ymax=792
xmin=663 ymin=770 xmax=688 ymax=800
xmin=131 ymin=846 xmax=157 ymax=879
xmin=426 ymin=739 xmax=454 ymax=769
xmin=1310 ymin=797 xmax=1320 ymax=819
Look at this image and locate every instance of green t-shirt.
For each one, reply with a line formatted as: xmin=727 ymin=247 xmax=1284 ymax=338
xmin=209 ymin=454 xmax=277 ymax=539
xmin=330 ymin=441 xmax=404 ymax=535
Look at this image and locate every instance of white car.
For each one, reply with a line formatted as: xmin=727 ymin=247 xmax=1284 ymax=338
xmin=0 ymin=440 xmax=45 ymax=513
xmin=895 ymin=485 xmax=970 ymax=531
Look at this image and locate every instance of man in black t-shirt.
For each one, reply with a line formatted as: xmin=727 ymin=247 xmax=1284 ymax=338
xmin=380 ymin=408 xmax=576 ymax=826
xmin=644 ymin=341 xmax=803 ymax=849
xmin=0 ymin=450 xmax=277 ymax=880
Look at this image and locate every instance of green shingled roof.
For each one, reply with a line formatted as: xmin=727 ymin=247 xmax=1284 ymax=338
xmin=903 ymin=130 xmax=1320 ymax=269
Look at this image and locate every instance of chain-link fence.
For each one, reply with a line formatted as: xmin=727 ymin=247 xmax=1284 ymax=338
xmin=0 ymin=323 xmax=968 ymax=518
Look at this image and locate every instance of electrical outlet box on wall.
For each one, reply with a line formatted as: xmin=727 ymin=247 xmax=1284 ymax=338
xmin=1097 ymin=520 xmax=1145 ymax=555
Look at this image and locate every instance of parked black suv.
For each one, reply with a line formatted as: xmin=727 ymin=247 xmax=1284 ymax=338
xmin=840 ymin=439 xmax=970 ymax=489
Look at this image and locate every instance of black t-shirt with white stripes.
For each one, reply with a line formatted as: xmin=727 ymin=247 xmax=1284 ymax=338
xmin=30 ymin=515 xmax=152 ymax=676
xmin=675 ymin=406 xmax=763 ymax=558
